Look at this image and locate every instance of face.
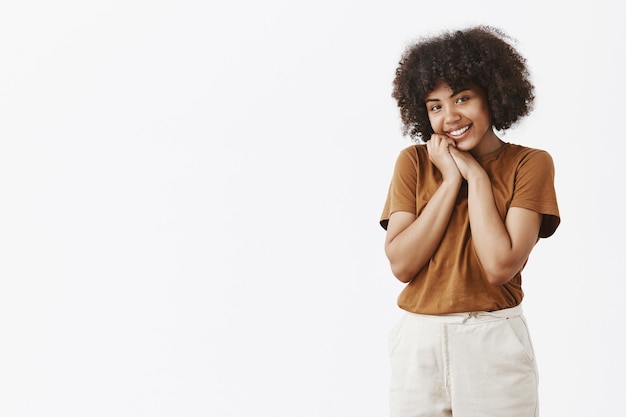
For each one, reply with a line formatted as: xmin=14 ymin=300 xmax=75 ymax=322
xmin=425 ymin=81 xmax=500 ymax=156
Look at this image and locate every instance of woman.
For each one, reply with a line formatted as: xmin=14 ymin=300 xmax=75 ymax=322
xmin=380 ymin=26 xmax=560 ymax=417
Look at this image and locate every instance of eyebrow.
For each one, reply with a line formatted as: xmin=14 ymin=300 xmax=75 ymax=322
xmin=425 ymin=87 xmax=471 ymax=103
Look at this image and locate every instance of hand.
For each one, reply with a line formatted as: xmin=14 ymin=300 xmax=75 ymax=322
xmin=448 ymin=146 xmax=483 ymax=181
xmin=426 ymin=134 xmax=462 ymax=182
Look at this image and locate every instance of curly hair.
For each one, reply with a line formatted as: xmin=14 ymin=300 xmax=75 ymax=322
xmin=392 ymin=26 xmax=535 ymax=141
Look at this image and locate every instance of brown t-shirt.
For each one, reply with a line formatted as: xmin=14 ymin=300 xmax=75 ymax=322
xmin=380 ymin=143 xmax=560 ymax=314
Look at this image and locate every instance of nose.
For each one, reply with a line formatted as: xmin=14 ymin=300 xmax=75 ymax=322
xmin=443 ymin=106 xmax=461 ymax=124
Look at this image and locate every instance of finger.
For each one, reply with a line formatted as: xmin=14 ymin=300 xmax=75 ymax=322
xmin=427 ymin=136 xmax=440 ymax=151
xmin=429 ymin=133 xmax=443 ymax=144
xmin=434 ymin=136 xmax=454 ymax=148
xmin=440 ymin=136 xmax=456 ymax=149
xmin=431 ymin=135 xmax=448 ymax=150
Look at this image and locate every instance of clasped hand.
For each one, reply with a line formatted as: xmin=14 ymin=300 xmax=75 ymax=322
xmin=426 ymin=134 xmax=482 ymax=181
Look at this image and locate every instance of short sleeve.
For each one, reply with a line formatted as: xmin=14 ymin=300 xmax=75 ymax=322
xmin=379 ymin=147 xmax=420 ymax=230
xmin=510 ymin=150 xmax=561 ymax=238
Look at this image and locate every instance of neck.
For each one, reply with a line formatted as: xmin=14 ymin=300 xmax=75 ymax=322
xmin=471 ymin=129 xmax=503 ymax=158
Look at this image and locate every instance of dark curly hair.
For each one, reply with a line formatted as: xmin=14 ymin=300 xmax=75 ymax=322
xmin=392 ymin=25 xmax=534 ymax=141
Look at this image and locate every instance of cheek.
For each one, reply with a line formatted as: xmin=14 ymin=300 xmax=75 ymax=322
xmin=427 ymin=113 xmax=439 ymax=128
xmin=478 ymin=103 xmax=492 ymax=123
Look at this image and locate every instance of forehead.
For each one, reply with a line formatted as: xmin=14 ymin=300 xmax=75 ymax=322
xmin=425 ymin=82 xmax=455 ymax=99
xmin=425 ymin=81 xmax=478 ymax=100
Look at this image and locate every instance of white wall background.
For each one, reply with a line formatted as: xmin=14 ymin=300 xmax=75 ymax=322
xmin=0 ymin=1 xmax=622 ymax=416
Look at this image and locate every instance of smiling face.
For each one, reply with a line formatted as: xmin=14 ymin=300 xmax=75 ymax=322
xmin=425 ymin=81 xmax=501 ymax=157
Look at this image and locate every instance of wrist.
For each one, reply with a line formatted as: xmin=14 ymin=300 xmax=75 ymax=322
xmin=441 ymin=175 xmax=463 ymax=190
xmin=465 ymin=166 xmax=488 ymax=184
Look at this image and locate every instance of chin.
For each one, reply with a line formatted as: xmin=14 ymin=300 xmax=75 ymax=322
xmin=456 ymin=141 xmax=476 ymax=152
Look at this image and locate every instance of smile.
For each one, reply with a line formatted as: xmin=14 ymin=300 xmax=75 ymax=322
xmin=448 ymin=125 xmax=470 ymax=137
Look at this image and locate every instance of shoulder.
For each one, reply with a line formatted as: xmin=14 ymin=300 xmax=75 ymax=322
xmin=398 ymin=144 xmax=424 ymax=158
xmin=394 ymin=144 xmax=427 ymax=166
xmin=505 ymin=143 xmax=553 ymax=159
xmin=504 ymin=144 xmax=555 ymax=170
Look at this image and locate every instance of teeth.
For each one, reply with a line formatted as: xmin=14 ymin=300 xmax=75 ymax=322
xmin=450 ymin=126 xmax=469 ymax=136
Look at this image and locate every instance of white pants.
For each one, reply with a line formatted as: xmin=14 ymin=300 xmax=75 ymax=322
xmin=388 ymin=305 xmax=538 ymax=417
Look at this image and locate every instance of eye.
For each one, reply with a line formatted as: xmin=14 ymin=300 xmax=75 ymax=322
xmin=428 ymin=104 xmax=442 ymax=112
xmin=456 ymin=96 xmax=470 ymax=104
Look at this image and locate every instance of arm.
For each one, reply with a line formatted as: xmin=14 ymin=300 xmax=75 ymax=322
xmin=385 ymin=135 xmax=462 ymax=283
xmin=450 ymin=148 xmax=542 ymax=285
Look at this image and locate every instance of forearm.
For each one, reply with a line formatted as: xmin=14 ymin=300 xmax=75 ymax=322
xmin=385 ymin=178 xmax=461 ymax=282
xmin=466 ymin=173 xmax=519 ymax=284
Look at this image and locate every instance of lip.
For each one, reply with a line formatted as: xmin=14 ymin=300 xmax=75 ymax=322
xmin=446 ymin=124 xmax=471 ymax=139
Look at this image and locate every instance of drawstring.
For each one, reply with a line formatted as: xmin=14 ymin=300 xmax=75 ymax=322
xmin=460 ymin=312 xmax=478 ymax=323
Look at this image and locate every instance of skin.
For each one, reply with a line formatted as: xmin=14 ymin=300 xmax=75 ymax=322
xmin=384 ymin=81 xmax=542 ymax=285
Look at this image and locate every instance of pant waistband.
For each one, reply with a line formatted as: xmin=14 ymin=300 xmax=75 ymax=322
xmin=407 ymin=304 xmax=523 ymax=324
